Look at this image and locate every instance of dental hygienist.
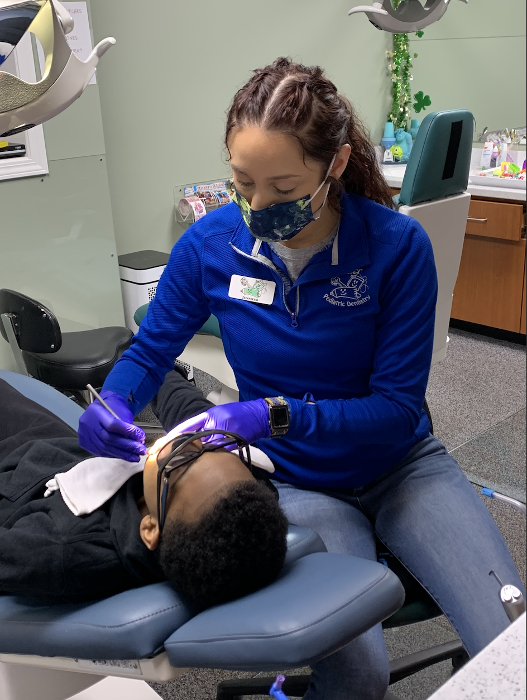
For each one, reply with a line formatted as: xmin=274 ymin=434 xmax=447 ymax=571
xmin=79 ymin=58 xmax=524 ymax=700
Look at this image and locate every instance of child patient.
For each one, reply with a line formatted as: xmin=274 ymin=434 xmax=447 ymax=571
xmin=0 ymin=368 xmax=288 ymax=610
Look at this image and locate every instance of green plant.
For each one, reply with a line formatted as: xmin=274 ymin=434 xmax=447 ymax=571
xmin=386 ymin=1 xmax=432 ymax=130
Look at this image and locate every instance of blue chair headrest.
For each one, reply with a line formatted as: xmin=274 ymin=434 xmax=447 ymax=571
xmin=398 ymin=110 xmax=474 ymax=207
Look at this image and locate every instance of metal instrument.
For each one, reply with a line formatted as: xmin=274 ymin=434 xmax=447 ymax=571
xmin=348 ymin=0 xmax=468 ymax=33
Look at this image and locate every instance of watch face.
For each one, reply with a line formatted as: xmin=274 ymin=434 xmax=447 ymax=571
xmin=271 ymin=406 xmax=289 ymax=429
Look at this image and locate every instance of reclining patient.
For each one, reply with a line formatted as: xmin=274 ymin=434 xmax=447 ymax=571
xmin=0 ymin=368 xmax=288 ymax=609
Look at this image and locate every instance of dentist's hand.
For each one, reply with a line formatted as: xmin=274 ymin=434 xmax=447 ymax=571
xmin=149 ymin=400 xmax=271 ymax=455
xmin=78 ymin=391 xmax=146 ymax=462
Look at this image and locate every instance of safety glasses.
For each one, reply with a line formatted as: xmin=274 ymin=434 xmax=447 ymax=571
xmin=155 ymin=430 xmax=252 ymax=532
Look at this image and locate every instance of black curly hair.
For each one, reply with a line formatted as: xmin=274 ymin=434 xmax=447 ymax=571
xmin=158 ymin=480 xmax=289 ymax=610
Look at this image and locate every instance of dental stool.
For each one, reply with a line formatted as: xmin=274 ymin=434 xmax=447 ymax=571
xmin=0 ymin=369 xmax=405 ymax=700
xmin=0 ymin=289 xmax=133 ymax=407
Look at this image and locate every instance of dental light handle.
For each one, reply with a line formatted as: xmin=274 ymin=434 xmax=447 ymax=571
xmin=52 ymin=0 xmax=74 ymax=35
xmin=489 ymin=572 xmax=526 ymax=623
xmin=90 ymin=37 xmax=116 ymax=62
xmin=481 ymin=488 xmax=526 ymax=517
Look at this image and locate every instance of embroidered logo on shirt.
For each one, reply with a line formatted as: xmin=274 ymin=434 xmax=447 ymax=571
xmin=323 ymin=269 xmax=371 ymax=307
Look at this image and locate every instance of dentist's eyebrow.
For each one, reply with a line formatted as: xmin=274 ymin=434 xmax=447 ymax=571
xmin=231 ymin=165 xmax=301 ymax=181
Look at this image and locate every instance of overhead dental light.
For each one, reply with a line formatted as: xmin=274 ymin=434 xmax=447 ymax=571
xmin=0 ymin=0 xmax=115 ymax=138
xmin=348 ymin=0 xmax=468 ymax=33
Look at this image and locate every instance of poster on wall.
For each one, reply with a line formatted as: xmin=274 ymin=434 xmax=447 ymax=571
xmin=37 ymin=2 xmax=96 ymax=85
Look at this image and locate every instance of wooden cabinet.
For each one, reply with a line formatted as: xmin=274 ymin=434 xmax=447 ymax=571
xmin=465 ymin=200 xmax=524 ymax=241
xmin=451 ymin=198 xmax=526 ymax=333
xmin=389 ymin=188 xmax=526 ymax=334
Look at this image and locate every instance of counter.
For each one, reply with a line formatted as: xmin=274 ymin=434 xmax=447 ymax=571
xmin=382 ymin=164 xmax=526 ymax=203
xmin=428 ymin=613 xmax=526 ymax=700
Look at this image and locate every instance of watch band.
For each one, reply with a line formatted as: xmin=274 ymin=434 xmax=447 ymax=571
xmin=264 ymin=396 xmax=290 ymax=438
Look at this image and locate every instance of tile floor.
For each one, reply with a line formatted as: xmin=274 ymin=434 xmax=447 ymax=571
xmin=143 ymin=327 xmax=526 ymax=700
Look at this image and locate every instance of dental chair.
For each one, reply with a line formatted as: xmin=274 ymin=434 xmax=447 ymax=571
xmin=0 ymin=288 xmax=133 ymax=407
xmin=131 ymin=110 xmax=474 ymax=696
xmin=0 ymin=368 xmax=405 ymax=700
xmin=394 ymin=109 xmax=473 ymax=366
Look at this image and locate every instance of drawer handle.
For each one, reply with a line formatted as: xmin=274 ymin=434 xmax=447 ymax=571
xmin=467 ymin=217 xmax=488 ymax=223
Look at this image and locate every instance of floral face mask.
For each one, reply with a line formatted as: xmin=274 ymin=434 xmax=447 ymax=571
xmin=231 ymin=155 xmax=336 ymax=243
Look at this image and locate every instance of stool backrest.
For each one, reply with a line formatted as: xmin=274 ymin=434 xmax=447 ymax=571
xmin=399 ymin=109 xmax=474 ymax=207
xmin=0 ymin=289 xmax=62 ymax=353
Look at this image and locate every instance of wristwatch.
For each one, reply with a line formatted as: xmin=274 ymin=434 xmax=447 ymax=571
xmin=264 ymin=396 xmax=290 ymax=438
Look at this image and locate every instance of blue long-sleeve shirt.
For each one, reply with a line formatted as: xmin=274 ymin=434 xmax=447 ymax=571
xmin=104 ymin=193 xmax=437 ymax=488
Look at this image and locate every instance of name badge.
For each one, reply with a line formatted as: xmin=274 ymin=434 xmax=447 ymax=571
xmin=228 ymin=274 xmax=276 ymax=305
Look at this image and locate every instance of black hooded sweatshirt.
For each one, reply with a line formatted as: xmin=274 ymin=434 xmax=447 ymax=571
xmin=0 ymin=367 xmax=213 ymax=603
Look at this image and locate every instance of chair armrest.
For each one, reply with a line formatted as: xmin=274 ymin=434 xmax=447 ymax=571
xmin=0 ymin=369 xmax=84 ymax=431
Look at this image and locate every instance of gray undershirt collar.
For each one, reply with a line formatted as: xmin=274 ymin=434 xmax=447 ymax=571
xmin=270 ymin=222 xmax=340 ymax=283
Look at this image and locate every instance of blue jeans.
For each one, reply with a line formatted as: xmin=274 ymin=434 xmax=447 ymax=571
xmin=273 ymin=435 xmax=525 ymax=700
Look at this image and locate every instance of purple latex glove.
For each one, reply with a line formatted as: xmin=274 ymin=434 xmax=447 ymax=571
xmin=148 ymin=399 xmax=271 ymax=456
xmin=78 ymin=390 xmax=146 ymax=462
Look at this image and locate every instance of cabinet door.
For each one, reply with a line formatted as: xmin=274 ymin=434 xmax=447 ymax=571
xmin=466 ymin=200 xmax=524 ymax=241
xmin=451 ymin=237 xmax=526 ymax=333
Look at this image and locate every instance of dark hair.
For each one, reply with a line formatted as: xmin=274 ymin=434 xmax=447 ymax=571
xmin=158 ymin=480 xmax=289 ymax=610
xmin=225 ymin=57 xmax=394 ymax=211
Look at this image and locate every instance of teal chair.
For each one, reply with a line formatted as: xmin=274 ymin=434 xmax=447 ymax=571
xmin=394 ymin=109 xmax=474 ymax=365
xmin=134 ymin=303 xmax=238 ymax=404
xmin=134 ymin=304 xmax=221 ymax=339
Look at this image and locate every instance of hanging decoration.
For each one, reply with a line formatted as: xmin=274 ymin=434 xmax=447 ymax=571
xmin=386 ymin=0 xmax=431 ymax=130
xmin=413 ymin=91 xmax=432 ymax=113
xmin=386 ymin=31 xmax=412 ymax=130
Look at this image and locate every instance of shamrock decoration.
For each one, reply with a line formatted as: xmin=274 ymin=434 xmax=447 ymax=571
xmin=413 ymin=91 xmax=432 ymax=113
xmin=416 ymin=30 xmax=425 ymax=38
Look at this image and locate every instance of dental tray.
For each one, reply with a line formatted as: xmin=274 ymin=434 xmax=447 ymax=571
xmin=469 ymin=169 xmax=526 ymax=190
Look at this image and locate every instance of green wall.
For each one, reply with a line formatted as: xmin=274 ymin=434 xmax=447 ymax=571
xmin=89 ymin=0 xmax=392 ymax=256
xmin=0 ymin=1 xmax=124 ymax=372
xmin=1 ymin=0 xmax=525 ymax=372
xmin=410 ymin=0 xmax=526 ymax=137
xmin=90 ymin=0 xmax=526 ymax=257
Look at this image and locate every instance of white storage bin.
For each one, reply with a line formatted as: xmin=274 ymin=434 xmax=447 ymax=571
xmin=118 ymin=250 xmax=169 ymax=333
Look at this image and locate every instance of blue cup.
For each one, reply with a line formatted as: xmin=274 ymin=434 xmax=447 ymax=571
xmin=383 ymin=122 xmax=395 ymax=138
xmin=409 ymin=119 xmax=420 ymax=140
xmin=381 ymin=137 xmax=396 ymax=150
